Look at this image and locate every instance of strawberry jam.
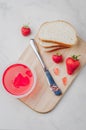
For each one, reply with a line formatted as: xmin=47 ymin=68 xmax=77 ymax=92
xmin=2 ymin=63 xmax=35 ymax=97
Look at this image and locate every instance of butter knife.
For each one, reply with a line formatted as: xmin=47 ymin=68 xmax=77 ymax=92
xmin=30 ymin=39 xmax=62 ymax=96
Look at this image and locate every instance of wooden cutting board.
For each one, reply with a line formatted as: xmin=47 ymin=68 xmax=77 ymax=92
xmin=18 ymin=36 xmax=86 ymax=113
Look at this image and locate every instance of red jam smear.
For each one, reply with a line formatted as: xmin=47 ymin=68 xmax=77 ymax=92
xmin=2 ymin=64 xmax=34 ymax=96
xmin=13 ymin=73 xmax=30 ymax=88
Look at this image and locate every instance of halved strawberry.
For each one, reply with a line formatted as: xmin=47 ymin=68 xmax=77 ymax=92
xmin=62 ymin=77 xmax=67 ymax=86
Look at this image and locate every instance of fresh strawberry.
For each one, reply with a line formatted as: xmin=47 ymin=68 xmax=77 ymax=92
xmin=21 ymin=25 xmax=31 ymax=36
xmin=66 ymin=55 xmax=80 ymax=75
xmin=52 ymin=53 xmax=63 ymax=63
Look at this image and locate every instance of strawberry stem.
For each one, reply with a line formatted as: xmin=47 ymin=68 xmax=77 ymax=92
xmin=56 ymin=52 xmax=61 ymax=56
xmin=72 ymin=55 xmax=80 ymax=60
xmin=23 ymin=25 xmax=29 ymax=28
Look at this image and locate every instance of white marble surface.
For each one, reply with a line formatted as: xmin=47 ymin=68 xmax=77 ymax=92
xmin=0 ymin=0 xmax=86 ymax=129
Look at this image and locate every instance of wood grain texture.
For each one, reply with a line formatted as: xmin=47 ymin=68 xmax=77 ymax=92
xmin=18 ymin=37 xmax=86 ymax=113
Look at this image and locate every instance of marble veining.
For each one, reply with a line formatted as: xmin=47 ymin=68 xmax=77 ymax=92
xmin=0 ymin=0 xmax=86 ymax=129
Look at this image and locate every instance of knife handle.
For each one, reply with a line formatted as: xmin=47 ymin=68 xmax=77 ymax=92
xmin=45 ymin=69 xmax=62 ymax=95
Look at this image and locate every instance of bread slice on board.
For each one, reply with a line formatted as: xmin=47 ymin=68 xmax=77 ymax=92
xmin=39 ymin=40 xmax=69 ymax=48
xmin=36 ymin=36 xmax=69 ymax=52
xmin=39 ymin=40 xmax=67 ymax=48
xmin=43 ymin=46 xmax=68 ymax=52
xmin=38 ymin=20 xmax=78 ymax=47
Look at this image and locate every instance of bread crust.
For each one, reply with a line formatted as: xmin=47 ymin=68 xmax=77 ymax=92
xmin=44 ymin=46 xmax=69 ymax=52
xmin=40 ymin=39 xmax=72 ymax=47
xmin=39 ymin=39 xmax=64 ymax=48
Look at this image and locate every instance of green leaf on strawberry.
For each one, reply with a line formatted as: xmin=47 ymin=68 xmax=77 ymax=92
xmin=72 ymin=55 xmax=80 ymax=60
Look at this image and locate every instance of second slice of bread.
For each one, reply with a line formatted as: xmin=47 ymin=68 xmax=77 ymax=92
xmin=39 ymin=40 xmax=61 ymax=48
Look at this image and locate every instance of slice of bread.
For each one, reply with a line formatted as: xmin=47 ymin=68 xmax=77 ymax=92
xmin=38 ymin=20 xmax=78 ymax=47
xmin=39 ymin=40 xmax=61 ymax=48
xmin=39 ymin=40 xmax=70 ymax=48
xmin=43 ymin=46 xmax=68 ymax=52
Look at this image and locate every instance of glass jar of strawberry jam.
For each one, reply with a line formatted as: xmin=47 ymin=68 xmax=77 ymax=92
xmin=2 ymin=63 xmax=36 ymax=98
